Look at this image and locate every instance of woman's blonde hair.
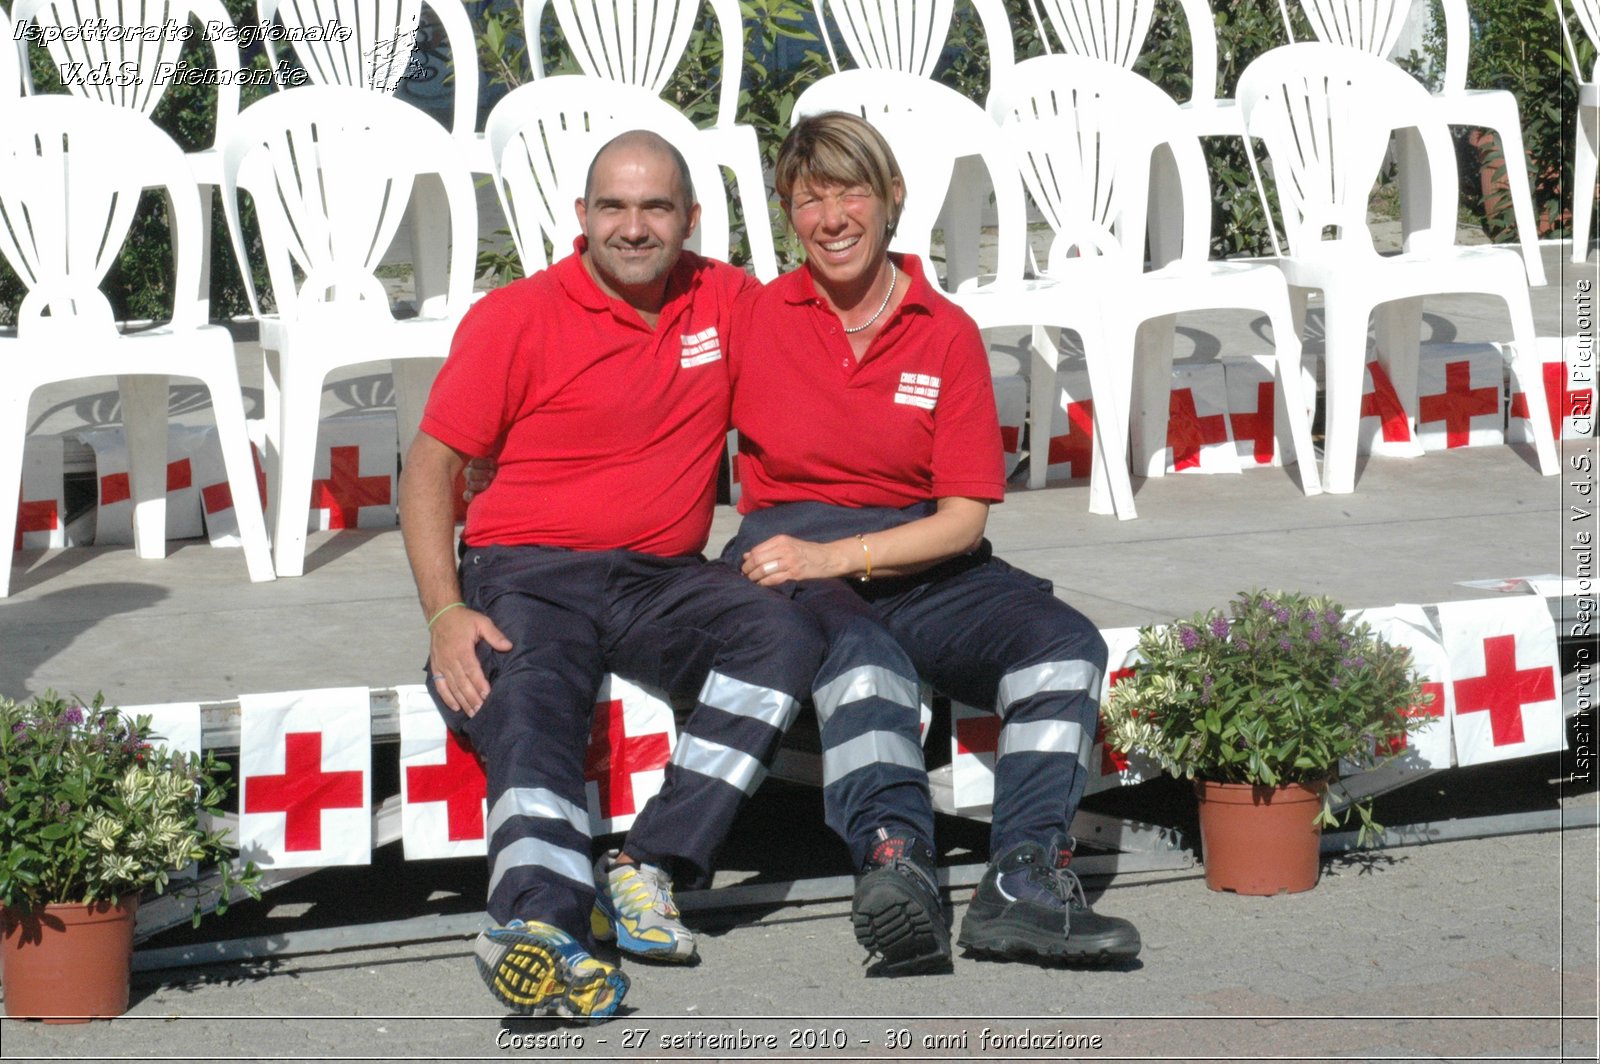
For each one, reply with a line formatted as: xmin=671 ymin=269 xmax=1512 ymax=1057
xmin=774 ymin=111 xmax=903 ymax=234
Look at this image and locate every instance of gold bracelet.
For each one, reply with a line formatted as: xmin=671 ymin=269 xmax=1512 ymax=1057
xmin=857 ymin=535 xmax=872 ymax=583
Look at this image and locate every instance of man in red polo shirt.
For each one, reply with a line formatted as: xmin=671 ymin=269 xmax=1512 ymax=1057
xmin=399 ymin=130 xmax=823 ymax=1022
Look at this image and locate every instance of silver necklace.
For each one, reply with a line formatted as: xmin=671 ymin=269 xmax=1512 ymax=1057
xmin=842 ymin=261 xmax=897 ymax=335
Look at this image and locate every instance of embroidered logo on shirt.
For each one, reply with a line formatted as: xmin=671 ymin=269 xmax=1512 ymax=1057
xmin=894 ymin=372 xmax=941 ymax=410
xmin=680 ymin=326 xmax=723 ymax=368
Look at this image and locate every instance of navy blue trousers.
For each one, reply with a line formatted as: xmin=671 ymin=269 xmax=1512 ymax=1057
xmin=426 ymin=546 xmax=824 ymax=946
xmin=725 ymin=502 xmax=1106 ymax=868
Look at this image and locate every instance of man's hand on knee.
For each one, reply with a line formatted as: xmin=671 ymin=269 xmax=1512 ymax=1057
xmin=430 ymin=607 xmax=513 ymax=716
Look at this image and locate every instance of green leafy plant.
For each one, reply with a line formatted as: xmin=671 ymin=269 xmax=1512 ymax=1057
xmin=1102 ymin=590 xmax=1432 ymax=838
xmin=0 ymin=692 xmax=259 ymax=922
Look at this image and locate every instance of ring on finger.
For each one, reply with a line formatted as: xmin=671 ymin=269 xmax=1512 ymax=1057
xmin=763 ymin=560 xmax=778 ymax=574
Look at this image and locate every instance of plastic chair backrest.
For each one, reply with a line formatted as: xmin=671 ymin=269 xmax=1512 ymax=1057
xmin=791 ymin=68 xmax=1028 ymax=287
xmin=1 ymin=8 xmax=21 ymax=100
xmin=1236 ymin=42 xmax=1455 ymax=257
xmin=256 ymin=0 xmax=479 ymax=137
xmin=1565 ymin=0 xmax=1600 ymax=80
xmin=1028 ymin=0 xmax=1219 ymax=106
xmin=12 ymin=0 xmax=241 ymax=138
xmin=990 ymin=54 xmax=1191 ymax=272
xmin=0 ymin=96 xmax=203 ymax=337
xmin=484 ymin=77 xmax=731 ymax=274
xmin=1279 ymin=0 xmax=1469 ymax=91
xmin=523 ymin=0 xmax=745 ymax=129
xmin=221 ymin=85 xmax=477 ymax=323
xmin=811 ymin=0 xmax=1015 ymax=83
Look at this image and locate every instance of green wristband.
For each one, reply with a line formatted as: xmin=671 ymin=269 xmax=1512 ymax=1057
xmin=427 ymin=601 xmax=466 ymax=630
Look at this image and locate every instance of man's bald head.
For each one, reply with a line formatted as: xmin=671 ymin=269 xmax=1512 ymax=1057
xmin=584 ymin=130 xmax=697 ymax=215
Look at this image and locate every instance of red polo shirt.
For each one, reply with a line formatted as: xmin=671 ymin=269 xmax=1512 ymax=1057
xmin=730 ymin=254 xmax=1005 ymax=512
xmin=421 ymin=243 xmax=756 ymax=555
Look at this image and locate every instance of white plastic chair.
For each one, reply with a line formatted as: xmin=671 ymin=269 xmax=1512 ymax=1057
xmin=221 ymin=85 xmax=478 ymax=577
xmin=258 ymin=0 xmax=484 ymax=167
xmin=13 ymin=0 xmax=244 ymax=315
xmin=485 ymin=77 xmax=732 ymax=275
xmin=1563 ymin=0 xmax=1599 ymax=262
xmin=1277 ymin=0 xmax=1548 ymax=286
xmin=1027 ymin=0 xmax=1238 ymax=136
xmin=1237 ymin=43 xmax=1559 ymax=494
xmin=793 ymin=68 xmax=1141 ymax=518
xmin=992 ymin=54 xmax=1321 ymax=499
xmin=0 ymin=96 xmax=274 ymax=596
xmin=523 ymin=0 xmax=778 ymax=279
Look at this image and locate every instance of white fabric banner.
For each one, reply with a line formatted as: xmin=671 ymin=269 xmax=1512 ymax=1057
xmin=80 ymin=425 xmax=207 ymax=545
xmin=992 ymin=373 xmax=1027 ymax=479
xmin=1505 ymin=336 xmax=1596 ymax=444
xmin=1346 ymin=605 xmax=1455 ymax=770
xmin=1086 ymin=626 xmax=1153 ymax=795
xmin=1162 ymin=363 xmax=1241 ymax=475
xmin=1415 ymin=343 xmax=1505 ymax=452
xmin=397 ymin=684 xmax=487 ymax=860
xmin=1358 ymin=359 xmax=1425 ymax=457
xmin=191 ymin=426 xmax=266 ymax=549
xmin=1436 ymin=598 xmax=1564 ymax=767
xmin=584 ymin=675 xmax=676 ymax=835
xmin=1221 ymin=354 xmax=1317 ymax=468
xmin=15 ymin=434 xmax=67 ymax=550
xmin=238 ymin=687 xmax=373 ymax=868
xmin=1044 ymin=369 xmax=1098 ymax=483
xmin=307 ymin=413 xmax=399 ymax=531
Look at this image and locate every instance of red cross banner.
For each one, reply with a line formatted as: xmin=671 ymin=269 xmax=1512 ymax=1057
xmin=1415 ymin=344 xmax=1504 ymax=452
xmin=949 ymin=699 xmax=1000 ymax=816
xmin=1221 ymin=354 xmax=1317 ymax=469
xmin=308 ymin=413 xmax=398 ymax=531
xmin=1435 ymin=598 xmax=1563 ymax=767
xmin=1345 ymin=606 xmax=1454 ymax=770
xmin=80 ymin=426 xmax=206 ymax=545
xmin=120 ymin=702 xmax=203 ymax=762
xmin=15 ymin=435 xmax=67 ymax=551
xmin=1160 ymin=364 xmax=1241 ymax=475
xmin=992 ymin=373 xmax=1027 ymax=479
xmin=1041 ymin=370 xmax=1096 ymax=483
xmin=397 ymin=685 xmax=487 ymax=860
xmin=1506 ymin=336 xmax=1596 ymax=445
xmin=1358 ymin=357 xmax=1426 ymax=457
xmin=191 ymin=426 xmax=268 ymax=549
xmin=1086 ymin=626 xmax=1151 ymax=795
xmin=239 ymin=688 xmax=372 ymax=868
xmin=583 ymin=675 xmax=676 ymax=835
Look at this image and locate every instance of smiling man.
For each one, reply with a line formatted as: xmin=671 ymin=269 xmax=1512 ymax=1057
xmin=399 ymin=130 xmax=824 ymax=1022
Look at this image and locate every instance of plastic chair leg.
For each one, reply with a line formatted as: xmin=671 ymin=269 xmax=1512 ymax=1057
xmin=1261 ymin=303 xmax=1322 ymax=496
xmin=1026 ymin=325 xmax=1059 ymax=492
xmin=1502 ymin=294 xmax=1561 ymax=477
xmin=1318 ymin=301 xmax=1374 ymax=495
xmin=205 ymin=374 xmax=275 ymax=585
xmin=1574 ymin=102 xmax=1599 ymax=264
xmin=408 ymin=179 xmax=452 ymax=316
xmin=268 ymin=367 xmax=326 ymax=578
xmin=1467 ymin=111 xmax=1547 ymax=286
xmin=1374 ymin=296 xmax=1425 ymax=426
xmin=1129 ymin=314 xmax=1178 ymax=479
xmin=1084 ymin=322 xmax=1136 ymax=520
xmin=118 ymin=374 xmax=171 ymax=561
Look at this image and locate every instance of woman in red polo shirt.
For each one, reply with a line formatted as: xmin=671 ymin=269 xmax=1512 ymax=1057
xmin=722 ymin=111 xmax=1141 ymax=975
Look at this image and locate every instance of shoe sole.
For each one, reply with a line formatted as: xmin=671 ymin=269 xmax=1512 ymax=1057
xmin=957 ymin=915 xmax=1140 ymax=966
xmin=593 ymin=902 xmax=697 ymax=963
xmin=852 ymin=871 xmax=952 ymax=975
xmin=476 ymin=932 xmax=630 ymax=1020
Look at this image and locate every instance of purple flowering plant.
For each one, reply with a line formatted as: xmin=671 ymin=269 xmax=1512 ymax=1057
xmin=1102 ymin=591 xmax=1431 ymax=839
xmin=0 ymin=692 xmax=259 ymax=920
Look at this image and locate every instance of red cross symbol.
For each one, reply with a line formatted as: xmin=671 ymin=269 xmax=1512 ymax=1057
xmin=1229 ymin=381 xmax=1277 ymax=465
xmin=1167 ymin=388 xmax=1229 ymax=471
xmin=954 ymin=710 xmax=1001 ymax=756
xmin=1383 ymin=680 xmax=1445 ymax=754
xmin=1419 ymin=361 xmax=1498 ymax=448
xmin=1510 ymin=360 xmax=1593 ymax=442
xmin=1453 ymin=635 xmax=1556 ymax=748
xmin=1098 ymin=665 xmax=1138 ymax=773
xmin=583 ymin=698 xmax=671 ymax=819
xmin=1046 ymin=399 xmax=1094 ymax=478
xmin=1361 ymin=361 xmax=1412 ymax=443
xmin=201 ymin=446 xmax=268 ymax=515
xmin=244 ymin=730 xmax=366 ymax=851
xmin=100 ymin=457 xmax=193 ymax=505
xmin=405 ymin=729 xmax=486 ymax=841
xmin=311 ymin=445 xmax=391 ymax=529
xmin=13 ymin=497 xmax=58 ymax=551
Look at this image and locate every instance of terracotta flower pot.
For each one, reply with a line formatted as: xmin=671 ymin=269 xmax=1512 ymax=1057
xmin=1194 ymin=780 xmax=1326 ymax=896
xmin=1 ymin=897 xmax=138 ymax=1022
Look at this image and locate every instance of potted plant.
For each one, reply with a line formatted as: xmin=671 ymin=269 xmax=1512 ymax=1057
xmin=1102 ymin=591 xmax=1431 ymax=895
xmin=0 ymin=692 xmax=260 ymax=1022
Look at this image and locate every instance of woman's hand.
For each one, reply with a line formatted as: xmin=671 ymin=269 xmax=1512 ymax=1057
xmin=740 ymin=534 xmax=848 ymax=587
